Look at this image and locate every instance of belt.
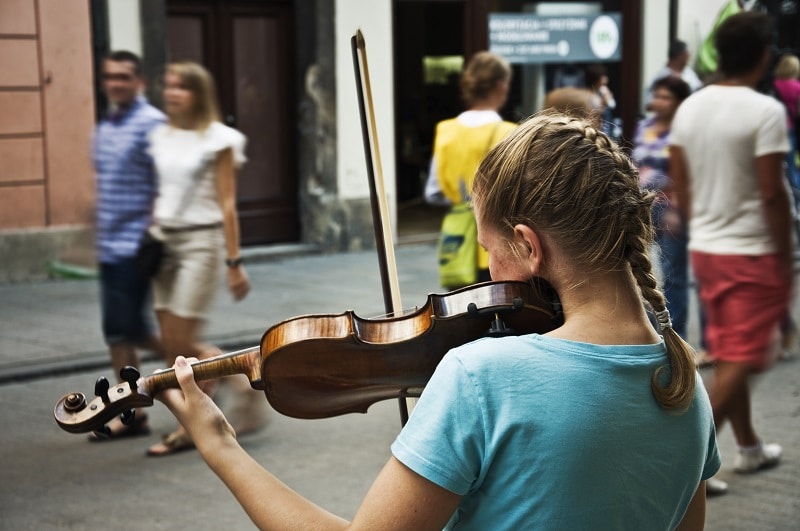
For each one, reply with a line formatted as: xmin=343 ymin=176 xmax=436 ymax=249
xmin=160 ymin=222 xmax=222 ymax=234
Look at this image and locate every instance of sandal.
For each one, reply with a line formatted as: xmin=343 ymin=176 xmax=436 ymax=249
xmin=87 ymin=414 xmax=150 ymax=442
xmin=146 ymin=430 xmax=195 ymax=457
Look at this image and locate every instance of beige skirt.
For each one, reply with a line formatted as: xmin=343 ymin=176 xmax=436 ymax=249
xmin=152 ymin=226 xmax=224 ymax=320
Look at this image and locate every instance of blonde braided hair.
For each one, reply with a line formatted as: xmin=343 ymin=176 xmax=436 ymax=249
xmin=473 ymin=111 xmax=697 ymax=411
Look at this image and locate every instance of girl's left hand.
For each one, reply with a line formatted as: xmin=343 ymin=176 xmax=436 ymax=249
xmin=156 ymin=356 xmax=237 ymax=449
xmin=227 ymin=266 xmax=251 ymax=301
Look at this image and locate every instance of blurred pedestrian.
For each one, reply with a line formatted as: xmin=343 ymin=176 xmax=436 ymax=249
xmin=649 ymin=40 xmax=704 ymax=94
xmin=541 ymin=86 xmax=599 ymax=126
xmin=773 ymin=53 xmax=800 ymax=194
xmin=697 ymin=0 xmax=744 ymax=81
xmin=145 ymin=62 xmax=256 ymax=456
xmin=157 ymin=112 xmax=717 ymax=529
xmin=585 ymin=64 xmax=616 ymax=135
xmin=424 ymin=51 xmax=516 ymax=287
xmin=632 ymin=76 xmax=692 ymax=340
xmin=772 ymin=54 xmax=800 ymax=360
xmin=88 ymin=51 xmax=165 ymax=442
xmin=671 ymin=11 xmax=792 ymax=494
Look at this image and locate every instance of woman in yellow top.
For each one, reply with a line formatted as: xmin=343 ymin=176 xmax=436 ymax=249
xmin=425 ymin=51 xmax=517 ymax=284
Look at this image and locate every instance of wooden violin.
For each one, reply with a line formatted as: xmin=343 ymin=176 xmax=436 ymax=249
xmin=54 ymin=280 xmax=562 ymax=434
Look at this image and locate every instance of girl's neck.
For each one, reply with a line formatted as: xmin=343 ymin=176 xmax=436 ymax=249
xmin=652 ymin=115 xmax=673 ymax=129
xmin=717 ymin=72 xmax=761 ymax=89
xmin=469 ymin=102 xmax=499 ymax=112
xmin=169 ymin=114 xmax=199 ymax=130
xmin=544 ymin=269 xmax=660 ymax=345
xmin=470 ymin=89 xmax=505 ymax=113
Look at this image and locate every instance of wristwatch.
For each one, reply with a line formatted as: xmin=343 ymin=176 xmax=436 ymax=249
xmin=225 ymin=257 xmax=243 ymax=268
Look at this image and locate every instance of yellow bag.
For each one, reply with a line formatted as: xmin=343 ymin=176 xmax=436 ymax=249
xmin=437 ymin=203 xmax=477 ymax=289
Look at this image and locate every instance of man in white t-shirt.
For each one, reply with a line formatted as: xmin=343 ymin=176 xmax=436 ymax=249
xmin=670 ymin=11 xmax=792 ymax=496
xmin=644 ymin=40 xmax=704 ymax=111
xmin=649 ymin=40 xmax=704 ymax=93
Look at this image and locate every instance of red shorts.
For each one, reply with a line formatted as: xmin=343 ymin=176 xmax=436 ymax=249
xmin=691 ymin=252 xmax=792 ymax=371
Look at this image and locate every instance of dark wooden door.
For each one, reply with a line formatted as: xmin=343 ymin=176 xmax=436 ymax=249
xmin=166 ymin=0 xmax=297 ymax=245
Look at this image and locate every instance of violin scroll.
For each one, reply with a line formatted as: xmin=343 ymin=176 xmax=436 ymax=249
xmin=54 ymin=346 xmax=263 ymax=434
xmin=54 ymin=367 xmax=154 ymax=434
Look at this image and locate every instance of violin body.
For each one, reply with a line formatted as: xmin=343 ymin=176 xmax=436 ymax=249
xmin=260 ymin=280 xmax=561 ymax=418
xmin=54 ymin=280 xmax=561 ymax=434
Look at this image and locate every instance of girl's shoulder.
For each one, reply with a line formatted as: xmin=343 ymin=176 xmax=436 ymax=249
xmin=498 ymin=119 xmax=517 ymax=132
xmin=148 ymin=122 xmax=169 ymax=139
xmin=205 ymin=122 xmax=248 ymax=164
xmin=633 ymin=116 xmax=657 ymax=135
xmin=205 ymin=121 xmax=245 ymax=141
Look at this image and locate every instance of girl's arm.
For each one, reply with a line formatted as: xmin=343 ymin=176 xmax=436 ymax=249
xmin=675 ymin=484 xmax=705 ymax=531
xmin=756 ymin=152 xmax=793 ymax=281
xmin=159 ymin=356 xmax=462 ymax=530
xmin=668 ymin=145 xmax=690 ymax=221
xmin=214 ymin=147 xmax=250 ymax=301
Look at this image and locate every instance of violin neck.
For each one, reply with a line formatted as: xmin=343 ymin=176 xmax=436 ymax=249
xmin=144 ymin=346 xmax=263 ymax=395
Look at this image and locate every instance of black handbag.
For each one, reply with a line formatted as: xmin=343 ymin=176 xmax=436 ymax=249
xmin=135 ymin=228 xmax=165 ymax=277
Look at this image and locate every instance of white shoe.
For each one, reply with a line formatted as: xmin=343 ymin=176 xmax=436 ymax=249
xmin=734 ymin=442 xmax=782 ymax=473
xmin=706 ymin=476 xmax=728 ymax=496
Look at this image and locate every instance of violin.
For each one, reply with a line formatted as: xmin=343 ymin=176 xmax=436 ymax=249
xmin=55 ymin=32 xmax=565 ymax=436
xmin=53 ymin=280 xmax=562 ymax=434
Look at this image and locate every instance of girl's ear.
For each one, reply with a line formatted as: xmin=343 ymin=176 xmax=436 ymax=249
xmin=513 ymin=224 xmax=543 ymax=276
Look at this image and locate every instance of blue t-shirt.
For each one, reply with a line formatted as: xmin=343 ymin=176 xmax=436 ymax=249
xmin=93 ymin=96 xmax=165 ymax=263
xmin=391 ymin=334 xmax=719 ymax=530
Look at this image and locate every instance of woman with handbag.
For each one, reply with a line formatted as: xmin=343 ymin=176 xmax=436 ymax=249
xmin=424 ymin=52 xmax=517 ymax=289
xmin=144 ymin=62 xmax=254 ymax=456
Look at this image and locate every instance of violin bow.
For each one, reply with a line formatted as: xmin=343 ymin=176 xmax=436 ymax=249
xmin=351 ymin=29 xmax=415 ymax=425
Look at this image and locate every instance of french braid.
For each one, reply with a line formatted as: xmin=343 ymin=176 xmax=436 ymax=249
xmin=473 ymin=111 xmax=697 ymax=411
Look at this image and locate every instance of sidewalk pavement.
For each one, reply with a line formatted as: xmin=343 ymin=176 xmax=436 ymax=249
xmin=0 ymin=242 xmax=442 ymax=383
xmin=0 ymin=242 xmax=797 ymax=529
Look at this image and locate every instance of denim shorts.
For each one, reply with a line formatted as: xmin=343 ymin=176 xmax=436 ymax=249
xmin=100 ymin=258 xmax=153 ymax=344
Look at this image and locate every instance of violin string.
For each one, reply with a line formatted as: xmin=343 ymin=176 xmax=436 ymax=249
xmin=366 ymin=306 xmax=422 ymax=319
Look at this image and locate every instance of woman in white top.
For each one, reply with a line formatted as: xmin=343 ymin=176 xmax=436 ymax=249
xmin=146 ymin=62 xmax=251 ymax=456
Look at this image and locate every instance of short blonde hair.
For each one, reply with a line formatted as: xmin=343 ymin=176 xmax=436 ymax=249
xmin=460 ymin=51 xmax=512 ymax=107
xmin=166 ymin=62 xmax=221 ymax=131
xmin=542 ymin=87 xmax=598 ymax=121
xmin=774 ymin=54 xmax=800 ymax=80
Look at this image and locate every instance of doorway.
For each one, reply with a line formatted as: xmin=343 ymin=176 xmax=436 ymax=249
xmin=393 ymin=0 xmax=642 ymax=216
xmin=166 ymin=0 xmax=297 ymax=245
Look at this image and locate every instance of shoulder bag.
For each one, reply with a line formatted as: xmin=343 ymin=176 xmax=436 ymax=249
xmin=436 ymin=123 xmax=500 ymax=289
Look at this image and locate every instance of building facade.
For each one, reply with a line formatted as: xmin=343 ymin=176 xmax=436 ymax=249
xmin=1 ymin=0 xmax=797 ymax=282
xmin=0 ymin=0 xmax=96 ymax=281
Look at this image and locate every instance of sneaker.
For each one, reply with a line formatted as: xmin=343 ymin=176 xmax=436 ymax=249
xmin=734 ymin=442 xmax=782 ymax=473
xmin=706 ymin=476 xmax=728 ymax=496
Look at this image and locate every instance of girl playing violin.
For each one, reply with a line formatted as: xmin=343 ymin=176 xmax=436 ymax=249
xmin=158 ymin=112 xmax=718 ymax=530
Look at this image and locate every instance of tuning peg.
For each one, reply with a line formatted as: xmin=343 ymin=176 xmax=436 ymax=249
xmin=92 ymin=425 xmax=111 ymax=439
xmin=120 ymin=408 xmax=135 ymax=426
xmin=63 ymin=392 xmax=87 ymax=412
xmin=120 ymin=366 xmax=140 ymax=392
xmin=94 ymin=377 xmax=111 ymax=403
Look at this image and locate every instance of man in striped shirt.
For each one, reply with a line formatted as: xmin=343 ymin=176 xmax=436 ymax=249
xmin=89 ymin=50 xmax=165 ymax=440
